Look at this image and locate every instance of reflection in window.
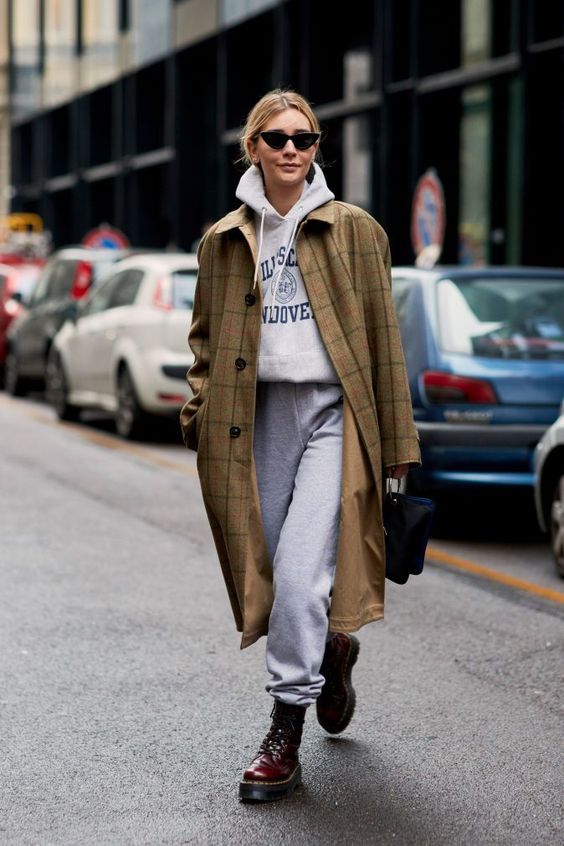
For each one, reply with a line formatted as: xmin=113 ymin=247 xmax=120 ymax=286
xmin=82 ymin=0 xmax=119 ymax=89
xmin=343 ymin=115 xmax=371 ymax=211
xmin=11 ymin=0 xmax=41 ymax=119
xmin=462 ymin=0 xmax=491 ymax=67
xmin=130 ymin=0 xmax=171 ymax=64
xmin=437 ymin=276 xmax=564 ymax=359
xmin=343 ymin=51 xmax=373 ymax=211
xmin=343 ymin=49 xmax=372 ymax=100
xmin=459 ymin=86 xmax=491 ymax=266
xmin=44 ymin=0 xmax=77 ymax=107
xmin=221 ymin=0 xmax=278 ymax=27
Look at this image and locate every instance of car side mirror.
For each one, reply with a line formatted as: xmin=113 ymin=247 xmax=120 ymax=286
xmin=10 ymin=291 xmax=23 ymax=304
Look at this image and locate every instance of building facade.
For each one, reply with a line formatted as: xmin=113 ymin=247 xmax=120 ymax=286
xmin=5 ymin=0 xmax=564 ymax=266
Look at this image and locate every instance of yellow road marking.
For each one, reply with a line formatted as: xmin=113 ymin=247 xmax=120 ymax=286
xmin=53 ymin=419 xmax=200 ymax=478
xmin=427 ymin=546 xmax=564 ymax=605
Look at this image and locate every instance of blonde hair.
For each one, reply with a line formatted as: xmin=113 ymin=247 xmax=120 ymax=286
xmin=239 ymin=88 xmax=321 ymax=167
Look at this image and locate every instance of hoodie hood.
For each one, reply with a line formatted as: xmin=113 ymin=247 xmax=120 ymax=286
xmin=236 ymin=161 xmax=334 ymax=220
xmin=236 ymin=163 xmax=334 ymax=292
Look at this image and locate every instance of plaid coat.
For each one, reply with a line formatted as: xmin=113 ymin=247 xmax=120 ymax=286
xmin=181 ymin=200 xmax=420 ymax=648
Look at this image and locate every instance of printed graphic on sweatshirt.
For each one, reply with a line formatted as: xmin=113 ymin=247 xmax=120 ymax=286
xmin=262 ymin=301 xmax=314 ymax=324
xmin=260 ymin=245 xmax=298 ymax=282
xmin=271 ymin=267 xmax=297 ymax=304
xmin=261 ymin=246 xmax=314 ymax=325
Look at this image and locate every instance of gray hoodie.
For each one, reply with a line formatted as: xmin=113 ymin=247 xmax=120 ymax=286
xmin=236 ymin=163 xmax=339 ymax=383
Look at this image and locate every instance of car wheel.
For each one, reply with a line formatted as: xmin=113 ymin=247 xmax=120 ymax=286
xmin=115 ymin=366 xmax=147 ymax=440
xmin=549 ymin=475 xmax=564 ymax=579
xmin=46 ymin=352 xmax=81 ymax=422
xmin=4 ymin=351 xmax=28 ymax=396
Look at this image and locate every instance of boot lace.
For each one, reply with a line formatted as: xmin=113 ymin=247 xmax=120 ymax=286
xmin=258 ymin=706 xmax=300 ymax=755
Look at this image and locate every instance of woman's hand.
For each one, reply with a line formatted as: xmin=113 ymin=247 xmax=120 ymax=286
xmin=385 ymin=463 xmax=410 ymax=480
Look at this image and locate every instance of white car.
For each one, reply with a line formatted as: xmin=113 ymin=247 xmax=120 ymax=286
xmin=534 ymin=398 xmax=564 ymax=578
xmin=47 ymin=253 xmax=197 ymax=439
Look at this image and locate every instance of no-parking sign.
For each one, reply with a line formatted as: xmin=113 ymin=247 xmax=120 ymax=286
xmin=81 ymin=224 xmax=130 ymax=250
xmin=410 ymin=169 xmax=445 ymax=268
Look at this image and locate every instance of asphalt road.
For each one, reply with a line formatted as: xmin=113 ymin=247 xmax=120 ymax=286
xmin=1 ymin=395 xmax=563 ymax=845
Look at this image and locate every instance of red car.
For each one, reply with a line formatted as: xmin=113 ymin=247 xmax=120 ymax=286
xmin=0 ymin=262 xmax=44 ymax=383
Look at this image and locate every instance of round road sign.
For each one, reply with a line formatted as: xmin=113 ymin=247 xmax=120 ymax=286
xmin=81 ymin=224 xmax=130 ymax=250
xmin=410 ymin=169 xmax=445 ymax=267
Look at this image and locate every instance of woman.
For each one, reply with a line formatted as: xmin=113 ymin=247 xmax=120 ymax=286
xmin=180 ymin=89 xmax=420 ymax=802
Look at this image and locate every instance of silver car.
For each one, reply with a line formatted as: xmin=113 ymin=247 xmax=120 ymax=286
xmin=534 ymin=399 xmax=564 ymax=578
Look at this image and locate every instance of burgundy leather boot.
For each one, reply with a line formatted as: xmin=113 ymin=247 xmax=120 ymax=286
xmin=239 ymin=701 xmax=306 ymax=802
xmin=316 ymin=633 xmax=360 ymax=734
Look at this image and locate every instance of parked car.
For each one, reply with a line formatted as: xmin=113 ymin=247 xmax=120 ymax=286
xmin=390 ymin=266 xmax=564 ymax=502
xmin=533 ymin=400 xmax=564 ymax=577
xmin=47 ymin=253 xmax=197 ymax=439
xmin=0 ymin=261 xmax=44 ymax=384
xmin=4 ymin=246 xmax=131 ymax=395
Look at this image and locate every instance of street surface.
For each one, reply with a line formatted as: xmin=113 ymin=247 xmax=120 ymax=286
xmin=1 ymin=394 xmax=563 ymax=845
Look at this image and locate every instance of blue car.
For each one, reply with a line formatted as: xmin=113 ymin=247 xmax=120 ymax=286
xmin=390 ymin=266 xmax=564 ymax=497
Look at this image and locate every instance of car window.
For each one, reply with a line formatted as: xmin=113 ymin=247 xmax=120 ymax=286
xmin=171 ymin=270 xmax=197 ymax=309
xmin=46 ymin=260 xmax=77 ymax=300
xmin=80 ymin=273 xmax=124 ymax=316
xmin=28 ymin=263 xmax=53 ymax=305
xmin=391 ymin=277 xmax=416 ymax=326
xmin=108 ymin=269 xmax=144 ymax=308
xmin=437 ymin=275 xmax=564 ymax=359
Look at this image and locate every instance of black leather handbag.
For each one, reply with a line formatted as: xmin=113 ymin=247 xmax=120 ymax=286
xmin=383 ymin=482 xmax=436 ymax=584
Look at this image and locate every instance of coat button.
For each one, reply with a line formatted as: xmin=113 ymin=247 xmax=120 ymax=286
xmin=235 ymin=357 xmax=246 ymax=370
xmin=229 ymin=426 xmax=241 ymax=438
xmin=245 ymin=293 xmax=256 ymax=306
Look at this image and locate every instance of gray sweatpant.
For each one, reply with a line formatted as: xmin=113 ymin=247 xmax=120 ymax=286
xmin=253 ymin=382 xmax=344 ymax=707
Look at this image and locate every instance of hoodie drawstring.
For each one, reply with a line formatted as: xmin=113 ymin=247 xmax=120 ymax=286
xmin=270 ymin=211 xmax=302 ymax=299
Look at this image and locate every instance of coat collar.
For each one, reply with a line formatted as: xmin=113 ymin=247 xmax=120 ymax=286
xmin=214 ymin=200 xmax=336 ymax=233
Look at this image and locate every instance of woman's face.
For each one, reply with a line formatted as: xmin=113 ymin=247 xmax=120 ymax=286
xmin=249 ymin=108 xmax=319 ymax=194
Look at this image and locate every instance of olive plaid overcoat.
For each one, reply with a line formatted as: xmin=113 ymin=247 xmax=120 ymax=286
xmin=180 ymin=200 xmax=420 ymax=648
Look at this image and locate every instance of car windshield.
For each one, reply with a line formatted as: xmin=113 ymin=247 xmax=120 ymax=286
xmin=437 ymin=275 xmax=564 ymax=359
xmin=171 ymin=270 xmax=197 ymax=309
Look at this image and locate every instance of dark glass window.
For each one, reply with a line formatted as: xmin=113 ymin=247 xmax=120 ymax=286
xmin=419 ymin=0 xmax=461 ymax=76
xmin=47 ymin=105 xmax=71 ymax=177
xmin=46 ymin=261 xmax=77 ymax=300
xmin=82 ymin=273 xmax=122 ymax=315
xmin=109 ymin=270 xmax=144 ymax=307
xmin=391 ymin=0 xmax=412 ymax=81
xmin=225 ymin=13 xmax=275 ymax=130
xmin=135 ymin=62 xmax=166 ymax=154
xmin=308 ymin=0 xmax=375 ymax=103
xmin=89 ymin=85 xmax=113 ymax=166
xmin=533 ymin=5 xmax=564 ymax=42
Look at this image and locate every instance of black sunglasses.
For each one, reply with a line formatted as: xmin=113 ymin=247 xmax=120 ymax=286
xmin=258 ymin=131 xmax=320 ymax=151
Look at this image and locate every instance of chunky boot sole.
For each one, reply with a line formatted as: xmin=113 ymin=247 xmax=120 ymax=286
xmin=239 ymin=763 xmax=302 ymax=802
xmin=317 ymin=635 xmax=360 ymax=734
